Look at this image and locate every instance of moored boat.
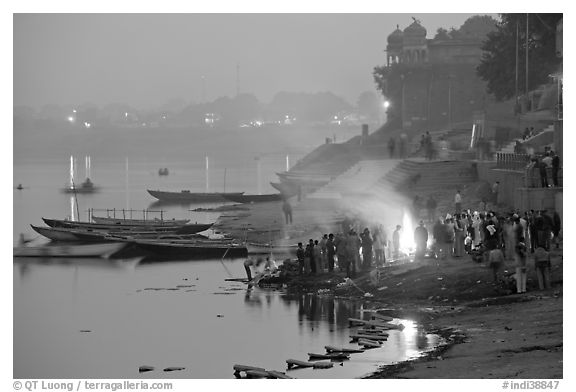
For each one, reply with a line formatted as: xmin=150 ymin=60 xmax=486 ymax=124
xmin=91 ymin=216 xmax=190 ymax=226
xmin=130 ymin=238 xmax=248 ymax=259
xmin=222 ymin=193 xmax=283 ymax=204
xmin=41 ymin=218 xmax=213 ymax=234
xmin=13 ymin=242 xmax=126 ymax=258
xmin=147 ymin=189 xmax=244 ymax=203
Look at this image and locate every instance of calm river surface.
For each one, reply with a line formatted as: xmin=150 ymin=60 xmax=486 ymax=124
xmin=13 ymin=124 xmax=438 ymax=378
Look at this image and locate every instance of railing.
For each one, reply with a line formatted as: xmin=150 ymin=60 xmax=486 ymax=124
xmin=88 ymin=208 xmax=167 ymax=221
xmin=495 ymin=152 xmax=531 ymax=170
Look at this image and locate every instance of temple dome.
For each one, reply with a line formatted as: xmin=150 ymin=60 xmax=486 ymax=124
xmin=404 ymin=19 xmax=427 ymax=38
xmin=387 ymin=25 xmax=404 ymax=45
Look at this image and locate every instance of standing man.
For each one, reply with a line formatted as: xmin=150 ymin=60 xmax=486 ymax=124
xmin=426 ymin=195 xmax=437 ymax=223
xmin=392 ymin=225 xmax=402 ymax=259
xmin=414 ymin=221 xmax=428 ymax=260
xmin=454 ymin=190 xmax=462 ymax=214
xmin=326 ymin=233 xmax=336 ymax=272
xmin=551 ymin=151 xmax=560 ymax=187
xmin=319 ymin=234 xmax=328 ymax=270
xmin=282 ymin=199 xmax=293 ymax=224
xmin=491 ymin=181 xmax=500 ymax=207
xmin=360 ymin=228 xmax=373 ymax=271
xmin=296 ymin=242 xmax=305 ymax=275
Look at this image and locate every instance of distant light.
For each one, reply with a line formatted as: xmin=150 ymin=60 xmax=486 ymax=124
xmin=72 ymin=109 xmax=77 ymax=113
xmin=67 ymin=116 xmax=75 ymax=123
xmin=383 ymin=101 xmax=390 ymax=109
xmin=84 ymin=122 xmax=91 ymax=128
xmin=285 ymin=115 xmax=289 ymax=119
xmin=334 ymin=115 xmax=338 ymax=120
xmin=125 ymin=112 xmax=128 ymax=117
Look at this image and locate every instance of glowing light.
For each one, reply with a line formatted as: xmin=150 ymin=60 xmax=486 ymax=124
xmin=67 ymin=116 xmax=75 ymax=123
xmin=84 ymin=122 xmax=91 ymax=128
xmin=383 ymin=101 xmax=390 ymax=109
xmin=400 ymin=208 xmax=415 ymax=255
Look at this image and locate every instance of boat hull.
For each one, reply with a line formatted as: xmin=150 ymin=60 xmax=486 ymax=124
xmin=41 ymin=218 xmax=212 ymax=234
xmin=147 ymin=189 xmax=244 ymax=203
xmin=132 ymin=240 xmax=248 ymax=259
xmin=222 ymin=193 xmax=283 ymax=203
xmin=91 ymin=216 xmax=190 ymax=226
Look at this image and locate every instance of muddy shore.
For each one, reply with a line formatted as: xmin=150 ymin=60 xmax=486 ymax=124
xmin=213 ymin=199 xmax=563 ymax=379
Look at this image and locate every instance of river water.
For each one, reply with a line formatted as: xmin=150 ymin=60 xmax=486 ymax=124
xmin=13 ymin=124 xmax=439 ymax=379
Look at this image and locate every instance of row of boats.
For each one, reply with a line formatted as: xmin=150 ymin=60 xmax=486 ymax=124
xmin=16 ymin=215 xmax=298 ymax=260
xmin=17 ymin=216 xmax=247 ymax=260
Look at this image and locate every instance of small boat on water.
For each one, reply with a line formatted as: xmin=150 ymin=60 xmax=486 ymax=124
xmin=147 ymin=189 xmax=244 ymax=203
xmin=129 ymin=238 xmax=248 ymax=259
xmin=31 ymin=224 xmax=213 ymax=243
xmin=13 ymin=242 xmax=126 ymax=258
xmin=62 ymin=179 xmax=98 ymax=194
xmin=41 ymin=218 xmax=213 ymax=234
xmin=158 ymin=168 xmax=169 ymax=176
xmin=91 ymin=216 xmax=190 ymax=226
xmin=222 ymin=193 xmax=284 ymax=204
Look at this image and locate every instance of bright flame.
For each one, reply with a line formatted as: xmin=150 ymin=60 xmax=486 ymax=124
xmin=400 ymin=208 xmax=415 ymax=254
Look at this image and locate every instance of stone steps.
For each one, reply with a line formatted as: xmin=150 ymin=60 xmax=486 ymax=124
xmin=307 ymin=159 xmax=397 ymax=199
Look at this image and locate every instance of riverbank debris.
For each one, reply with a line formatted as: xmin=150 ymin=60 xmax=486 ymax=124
xmin=358 ymin=338 xmax=382 ymax=348
xmin=308 ymin=352 xmax=350 ymax=360
xmin=325 ymin=345 xmax=364 ymax=354
xmin=286 ymin=359 xmax=333 ymax=369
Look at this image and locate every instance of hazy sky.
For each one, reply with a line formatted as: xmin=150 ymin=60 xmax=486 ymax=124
xmin=14 ymin=13 xmax=495 ymax=109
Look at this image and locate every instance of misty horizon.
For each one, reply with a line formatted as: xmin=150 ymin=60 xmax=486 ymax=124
xmin=14 ymin=13 xmax=495 ymax=110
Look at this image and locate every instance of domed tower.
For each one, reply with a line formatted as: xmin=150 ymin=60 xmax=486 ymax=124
xmin=386 ymin=25 xmax=404 ymax=66
xmin=402 ymin=18 xmax=428 ymax=64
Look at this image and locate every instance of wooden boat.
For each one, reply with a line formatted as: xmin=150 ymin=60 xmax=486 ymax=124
xmin=13 ymin=242 xmax=126 ymax=258
xmin=129 ymin=239 xmax=248 ymax=259
xmin=31 ymin=225 xmax=91 ymax=242
xmin=91 ymin=216 xmax=190 ymax=226
xmin=246 ymin=241 xmax=298 ymax=255
xmin=32 ymin=225 xmax=213 ymax=243
xmin=147 ymin=189 xmax=244 ymax=203
xmin=62 ymin=181 xmax=98 ymax=194
xmin=222 ymin=193 xmax=283 ymax=204
xmin=42 ymin=218 xmax=213 ymax=234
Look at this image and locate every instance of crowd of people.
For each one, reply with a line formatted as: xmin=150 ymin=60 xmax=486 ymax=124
xmin=423 ymin=206 xmax=560 ymax=293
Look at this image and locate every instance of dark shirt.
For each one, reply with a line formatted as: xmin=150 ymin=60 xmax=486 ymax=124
xmin=296 ymin=248 xmax=305 ymax=262
xmin=414 ymin=226 xmax=428 ymax=243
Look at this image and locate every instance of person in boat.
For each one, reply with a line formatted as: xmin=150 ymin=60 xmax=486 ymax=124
xmin=244 ymin=257 xmax=264 ymax=281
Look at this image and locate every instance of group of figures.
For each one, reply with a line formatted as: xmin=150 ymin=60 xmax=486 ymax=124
xmin=387 ymin=132 xmax=409 ymax=159
xmin=295 ymin=226 xmax=393 ymax=279
xmin=424 ymin=206 xmax=560 ymax=294
xmin=525 ymin=149 xmax=561 ymax=188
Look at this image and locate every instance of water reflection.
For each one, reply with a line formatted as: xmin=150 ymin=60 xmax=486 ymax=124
xmin=14 ymin=256 xmax=439 ymax=379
